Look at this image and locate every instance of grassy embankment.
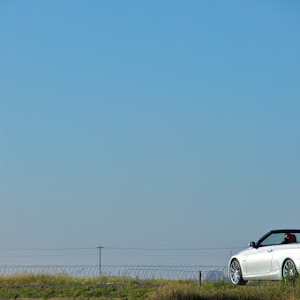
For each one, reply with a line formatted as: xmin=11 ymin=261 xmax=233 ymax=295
xmin=1 ymin=274 xmax=300 ymax=299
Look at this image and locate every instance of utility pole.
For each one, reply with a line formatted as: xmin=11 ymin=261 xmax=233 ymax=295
xmin=97 ymin=244 xmax=104 ymax=277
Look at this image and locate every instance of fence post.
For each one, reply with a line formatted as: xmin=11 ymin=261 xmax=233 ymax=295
xmin=199 ymin=271 xmax=201 ymax=286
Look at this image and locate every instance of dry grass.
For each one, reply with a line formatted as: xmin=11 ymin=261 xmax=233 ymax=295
xmin=1 ymin=274 xmax=300 ymax=299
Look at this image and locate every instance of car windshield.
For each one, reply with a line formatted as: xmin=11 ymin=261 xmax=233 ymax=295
xmin=258 ymin=232 xmax=300 ymax=247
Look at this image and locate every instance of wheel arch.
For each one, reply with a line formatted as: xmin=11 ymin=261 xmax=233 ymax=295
xmin=228 ymin=257 xmax=238 ymax=275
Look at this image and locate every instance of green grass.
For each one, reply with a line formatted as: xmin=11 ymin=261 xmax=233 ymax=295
xmin=0 ymin=274 xmax=300 ymax=299
xmin=149 ymin=279 xmax=300 ymax=300
xmin=0 ymin=274 xmax=165 ymax=299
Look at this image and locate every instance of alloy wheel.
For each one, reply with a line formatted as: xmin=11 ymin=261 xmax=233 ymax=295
xmin=283 ymin=259 xmax=297 ymax=279
xmin=230 ymin=260 xmax=242 ymax=284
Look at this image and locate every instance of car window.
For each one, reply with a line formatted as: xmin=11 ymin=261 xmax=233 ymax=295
xmin=259 ymin=233 xmax=285 ymax=247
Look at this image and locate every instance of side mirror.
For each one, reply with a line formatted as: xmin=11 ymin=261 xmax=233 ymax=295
xmin=249 ymin=241 xmax=256 ymax=248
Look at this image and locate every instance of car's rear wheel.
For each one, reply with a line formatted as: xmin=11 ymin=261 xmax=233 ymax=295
xmin=282 ymin=259 xmax=297 ymax=279
xmin=230 ymin=259 xmax=247 ymax=285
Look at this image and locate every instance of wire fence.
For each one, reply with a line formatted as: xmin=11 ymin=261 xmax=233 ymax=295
xmin=0 ymin=265 xmax=228 ymax=282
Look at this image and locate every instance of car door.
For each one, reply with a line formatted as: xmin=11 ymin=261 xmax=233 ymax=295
xmin=245 ymin=232 xmax=285 ymax=276
xmin=245 ymin=245 xmax=275 ymax=275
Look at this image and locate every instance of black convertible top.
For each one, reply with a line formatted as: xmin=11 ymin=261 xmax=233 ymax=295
xmin=271 ymin=229 xmax=300 ymax=233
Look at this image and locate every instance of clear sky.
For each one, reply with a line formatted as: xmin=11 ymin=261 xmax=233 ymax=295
xmin=0 ymin=1 xmax=299 ymax=266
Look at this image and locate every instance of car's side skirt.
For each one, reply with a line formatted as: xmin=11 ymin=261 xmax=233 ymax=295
xmin=243 ymin=269 xmax=282 ymax=281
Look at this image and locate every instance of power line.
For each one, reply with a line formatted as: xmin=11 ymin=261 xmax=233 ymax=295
xmin=105 ymin=246 xmax=243 ymax=251
xmin=143 ymin=254 xmax=230 ymax=257
xmin=0 ymin=248 xmax=95 ymax=251
xmin=0 ymin=253 xmax=96 ymax=258
xmin=0 ymin=246 xmax=244 ymax=252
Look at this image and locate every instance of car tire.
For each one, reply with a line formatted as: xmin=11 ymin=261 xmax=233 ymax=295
xmin=282 ymin=259 xmax=298 ymax=280
xmin=230 ymin=259 xmax=247 ymax=285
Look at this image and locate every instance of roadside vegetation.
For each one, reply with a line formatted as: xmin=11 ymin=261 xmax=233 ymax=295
xmin=0 ymin=274 xmax=300 ymax=299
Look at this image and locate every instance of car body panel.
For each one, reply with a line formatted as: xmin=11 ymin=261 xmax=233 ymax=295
xmin=245 ymin=245 xmax=274 ymax=275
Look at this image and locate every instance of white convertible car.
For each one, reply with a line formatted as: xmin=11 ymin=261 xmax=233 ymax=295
xmin=229 ymin=229 xmax=300 ymax=285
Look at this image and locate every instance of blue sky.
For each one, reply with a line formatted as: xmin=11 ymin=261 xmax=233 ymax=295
xmin=0 ymin=1 xmax=299 ymax=266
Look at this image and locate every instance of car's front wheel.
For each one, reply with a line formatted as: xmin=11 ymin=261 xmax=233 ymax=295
xmin=282 ymin=259 xmax=297 ymax=279
xmin=230 ymin=259 xmax=247 ymax=285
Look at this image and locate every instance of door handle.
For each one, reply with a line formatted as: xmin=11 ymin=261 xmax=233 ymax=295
xmin=268 ymin=249 xmax=273 ymax=252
